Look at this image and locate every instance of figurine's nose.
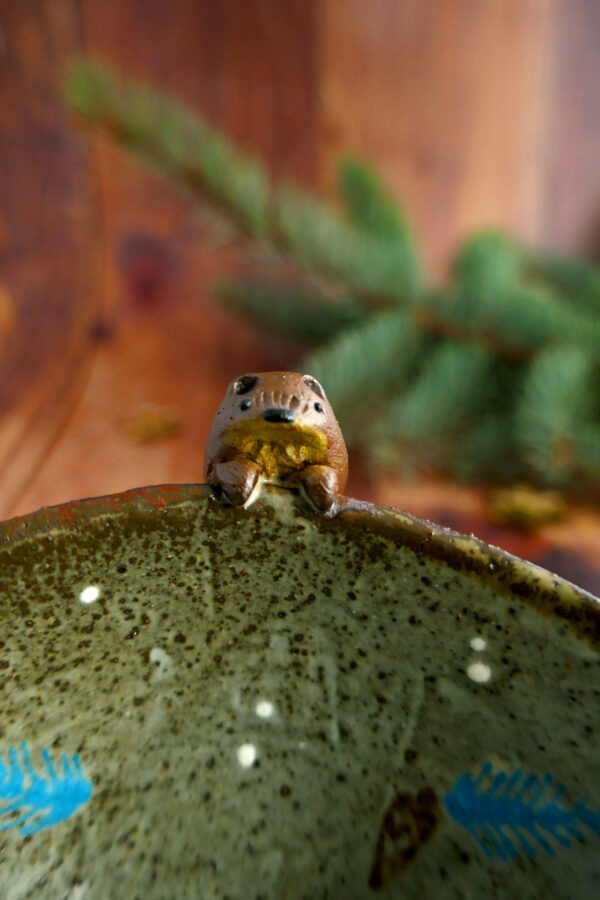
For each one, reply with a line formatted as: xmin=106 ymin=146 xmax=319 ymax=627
xmin=263 ymin=408 xmax=296 ymax=424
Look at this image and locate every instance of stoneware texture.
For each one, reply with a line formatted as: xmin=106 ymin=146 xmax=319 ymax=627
xmin=0 ymin=484 xmax=598 ymax=899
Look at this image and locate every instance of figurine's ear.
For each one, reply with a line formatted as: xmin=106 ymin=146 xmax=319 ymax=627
xmin=232 ymin=374 xmax=259 ymax=395
xmin=302 ymin=374 xmax=325 ymax=399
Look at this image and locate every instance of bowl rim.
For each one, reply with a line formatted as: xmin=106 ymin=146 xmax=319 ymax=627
xmin=1 ymin=483 xmax=598 ymax=649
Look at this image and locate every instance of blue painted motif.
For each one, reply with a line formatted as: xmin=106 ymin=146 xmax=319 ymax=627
xmin=0 ymin=741 xmax=92 ymax=836
xmin=443 ymin=761 xmax=600 ymax=861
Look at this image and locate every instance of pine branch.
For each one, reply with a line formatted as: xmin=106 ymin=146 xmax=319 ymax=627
xmin=66 ymin=61 xmax=420 ymax=303
xmin=273 ymin=186 xmax=420 ymax=300
xmin=515 ymin=347 xmax=600 ymax=487
xmin=422 ymin=282 xmax=600 ymax=357
xmin=452 ymin=231 xmax=524 ymax=294
xmin=65 ymin=64 xmax=596 ymax=353
xmin=302 ymin=311 xmax=425 ymax=440
xmin=529 ymin=253 xmax=600 ymax=314
xmin=452 ymin=356 xmax=526 ymax=482
xmin=63 ymin=60 xmax=600 ymax=496
xmin=65 ymin=62 xmax=270 ymax=237
xmin=337 ymin=155 xmax=418 ymax=250
xmin=454 ymin=412 xmax=522 ymax=483
xmin=442 ymin=232 xmax=600 ymax=356
xmin=572 ymin=425 xmax=600 ymax=481
xmin=214 ymin=280 xmax=366 ymax=344
xmin=381 ymin=342 xmax=494 ymax=445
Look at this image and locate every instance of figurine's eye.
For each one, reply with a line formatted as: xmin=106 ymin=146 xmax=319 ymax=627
xmin=233 ymin=375 xmax=258 ymax=395
xmin=240 ymin=399 xmax=252 ymax=411
xmin=314 ymin=402 xmax=324 ymax=413
xmin=303 ymin=374 xmax=324 ymax=399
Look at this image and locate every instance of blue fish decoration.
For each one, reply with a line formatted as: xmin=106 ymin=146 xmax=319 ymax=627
xmin=0 ymin=741 xmax=92 ymax=836
xmin=443 ymin=761 xmax=600 ymax=862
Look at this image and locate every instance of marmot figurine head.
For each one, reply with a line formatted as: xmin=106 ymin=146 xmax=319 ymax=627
xmin=204 ymin=372 xmax=348 ymax=514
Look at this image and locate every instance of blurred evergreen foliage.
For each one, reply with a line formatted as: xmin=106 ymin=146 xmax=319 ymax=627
xmin=65 ymin=62 xmax=600 ymax=498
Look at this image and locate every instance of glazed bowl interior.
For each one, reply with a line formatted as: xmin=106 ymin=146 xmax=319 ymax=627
xmin=0 ymin=485 xmax=598 ymax=899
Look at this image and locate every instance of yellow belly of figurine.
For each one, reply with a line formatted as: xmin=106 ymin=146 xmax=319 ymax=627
xmin=223 ymin=420 xmax=327 ymax=479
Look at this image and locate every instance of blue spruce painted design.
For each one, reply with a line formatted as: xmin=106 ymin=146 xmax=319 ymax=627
xmin=443 ymin=761 xmax=600 ymax=862
xmin=0 ymin=741 xmax=92 ymax=836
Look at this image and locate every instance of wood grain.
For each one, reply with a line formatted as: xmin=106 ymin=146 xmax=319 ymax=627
xmin=317 ymin=0 xmax=561 ymax=274
xmin=544 ymin=0 xmax=600 ymax=256
xmin=80 ymin=0 xmax=319 ymax=184
xmin=0 ymin=0 xmax=101 ymax=517
xmin=13 ymin=0 xmax=320 ymax=513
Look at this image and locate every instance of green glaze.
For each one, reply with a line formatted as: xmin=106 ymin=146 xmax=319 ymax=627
xmin=0 ymin=484 xmax=598 ymax=899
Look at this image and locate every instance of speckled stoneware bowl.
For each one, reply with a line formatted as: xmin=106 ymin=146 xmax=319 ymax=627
xmin=0 ymin=484 xmax=599 ymax=899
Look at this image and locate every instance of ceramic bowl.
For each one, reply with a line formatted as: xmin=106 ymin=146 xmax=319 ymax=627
xmin=0 ymin=485 xmax=598 ymax=899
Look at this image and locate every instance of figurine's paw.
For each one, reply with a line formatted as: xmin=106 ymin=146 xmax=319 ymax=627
xmin=298 ymin=465 xmax=340 ymax=516
xmin=212 ymin=460 xmax=259 ymax=506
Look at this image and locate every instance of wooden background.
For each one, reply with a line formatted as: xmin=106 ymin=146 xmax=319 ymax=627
xmin=0 ymin=0 xmax=599 ymax=591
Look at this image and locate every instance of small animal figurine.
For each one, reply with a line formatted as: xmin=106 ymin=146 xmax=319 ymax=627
xmin=204 ymin=372 xmax=348 ymax=515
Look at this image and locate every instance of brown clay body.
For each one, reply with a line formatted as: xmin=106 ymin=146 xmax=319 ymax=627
xmin=204 ymin=372 xmax=348 ymax=514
